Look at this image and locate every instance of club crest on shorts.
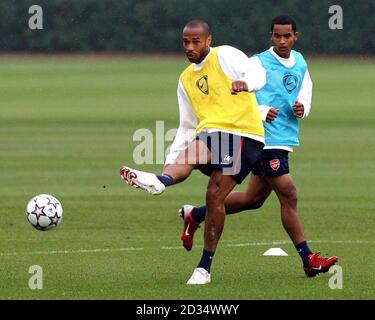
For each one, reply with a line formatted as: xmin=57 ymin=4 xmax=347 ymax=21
xmin=270 ymin=159 xmax=280 ymax=171
xmin=196 ymin=75 xmax=209 ymax=95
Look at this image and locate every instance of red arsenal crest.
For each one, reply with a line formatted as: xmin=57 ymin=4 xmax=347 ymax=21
xmin=269 ymin=159 xmax=280 ymax=171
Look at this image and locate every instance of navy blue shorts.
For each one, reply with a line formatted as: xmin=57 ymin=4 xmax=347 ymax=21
xmin=196 ymin=132 xmax=264 ymax=184
xmin=252 ymin=149 xmax=290 ymax=177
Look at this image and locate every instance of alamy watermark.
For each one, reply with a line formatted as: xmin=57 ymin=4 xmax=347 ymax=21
xmin=133 ymin=121 xmax=177 ymax=165
xmin=328 ymin=5 xmax=343 ymax=30
xmin=28 ymin=5 xmax=43 ymax=30
xmin=328 ymin=265 xmax=343 ymax=289
xmin=28 ymin=265 xmax=43 ymax=290
xmin=27 ymin=5 xmax=343 ymax=32
xmin=132 ymin=121 xmax=242 ymax=175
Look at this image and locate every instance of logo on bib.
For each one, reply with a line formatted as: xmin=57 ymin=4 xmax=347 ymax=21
xmin=196 ymin=75 xmax=209 ymax=95
xmin=283 ymin=74 xmax=298 ymax=94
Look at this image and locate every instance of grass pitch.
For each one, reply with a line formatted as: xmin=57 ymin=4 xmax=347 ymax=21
xmin=0 ymin=56 xmax=374 ymax=300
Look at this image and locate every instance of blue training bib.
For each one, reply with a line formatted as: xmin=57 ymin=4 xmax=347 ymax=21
xmin=255 ymin=50 xmax=307 ymax=146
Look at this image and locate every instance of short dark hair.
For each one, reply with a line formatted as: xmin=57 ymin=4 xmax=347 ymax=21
xmin=184 ymin=20 xmax=210 ymax=36
xmin=271 ymin=15 xmax=297 ymax=32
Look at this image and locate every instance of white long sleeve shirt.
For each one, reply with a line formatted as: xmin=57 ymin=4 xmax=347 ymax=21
xmin=165 ymin=46 xmax=267 ymax=164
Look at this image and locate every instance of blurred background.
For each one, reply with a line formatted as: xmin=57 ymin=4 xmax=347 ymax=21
xmin=0 ymin=0 xmax=373 ymax=55
xmin=0 ymin=0 xmax=374 ymax=299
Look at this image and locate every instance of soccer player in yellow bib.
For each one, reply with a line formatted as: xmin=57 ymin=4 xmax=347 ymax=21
xmin=120 ymin=20 xmax=267 ymax=284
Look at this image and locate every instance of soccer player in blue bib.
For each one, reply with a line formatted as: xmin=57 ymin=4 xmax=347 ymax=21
xmin=179 ymin=15 xmax=338 ymax=277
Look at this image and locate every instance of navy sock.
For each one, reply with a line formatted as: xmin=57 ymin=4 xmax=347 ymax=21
xmin=156 ymin=173 xmax=174 ymax=187
xmin=295 ymin=241 xmax=312 ymax=266
xmin=193 ymin=205 xmax=237 ymax=223
xmin=192 ymin=205 xmax=206 ymax=223
xmin=197 ymin=249 xmax=215 ymax=273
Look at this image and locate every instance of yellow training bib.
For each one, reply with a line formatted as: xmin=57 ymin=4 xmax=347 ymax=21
xmin=180 ymin=46 xmax=264 ymax=138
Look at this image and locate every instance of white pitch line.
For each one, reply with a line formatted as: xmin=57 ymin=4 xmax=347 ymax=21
xmin=162 ymin=239 xmax=375 ymax=249
xmin=1 ymin=239 xmax=374 ymax=256
xmin=226 ymin=240 xmax=290 ymax=247
xmin=310 ymin=240 xmax=375 ymax=244
xmin=0 ymin=247 xmax=144 ymax=257
xmin=226 ymin=239 xmax=375 ymax=247
xmin=161 ymin=246 xmax=183 ymax=250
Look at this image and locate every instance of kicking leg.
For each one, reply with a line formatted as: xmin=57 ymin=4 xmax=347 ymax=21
xmin=120 ymin=139 xmax=210 ymax=194
xmin=162 ymin=139 xmax=211 ymax=184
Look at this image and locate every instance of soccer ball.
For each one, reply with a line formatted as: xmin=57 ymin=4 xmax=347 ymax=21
xmin=26 ymin=194 xmax=63 ymax=231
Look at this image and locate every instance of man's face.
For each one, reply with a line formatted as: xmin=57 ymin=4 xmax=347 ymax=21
xmin=270 ymin=24 xmax=299 ymax=58
xmin=182 ymin=26 xmax=212 ymax=63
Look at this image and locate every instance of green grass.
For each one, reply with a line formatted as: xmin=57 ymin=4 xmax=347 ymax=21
xmin=0 ymin=57 xmax=374 ymax=300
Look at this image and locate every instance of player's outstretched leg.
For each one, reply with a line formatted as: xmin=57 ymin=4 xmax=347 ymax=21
xmin=304 ymin=253 xmax=338 ymax=277
xmin=179 ymin=205 xmax=200 ymax=251
xmin=120 ymin=140 xmax=209 ymax=195
xmin=120 ymin=166 xmax=166 ymax=195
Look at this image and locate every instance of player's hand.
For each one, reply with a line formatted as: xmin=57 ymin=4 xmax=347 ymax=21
xmin=266 ymin=108 xmax=279 ymax=122
xmin=231 ymin=80 xmax=248 ymax=95
xmin=293 ymin=101 xmax=304 ymax=118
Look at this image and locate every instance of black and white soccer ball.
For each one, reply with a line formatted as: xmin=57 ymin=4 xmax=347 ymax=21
xmin=26 ymin=194 xmax=63 ymax=231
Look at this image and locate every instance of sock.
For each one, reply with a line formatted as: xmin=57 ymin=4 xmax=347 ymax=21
xmin=197 ymin=249 xmax=215 ymax=273
xmin=192 ymin=205 xmax=206 ymax=223
xmin=295 ymin=240 xmax=312 ymax=267
xmin=192 ymin=205 xmax=236 ymax=223
xmin=156 ymin=173 xmax=174 ymax=186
